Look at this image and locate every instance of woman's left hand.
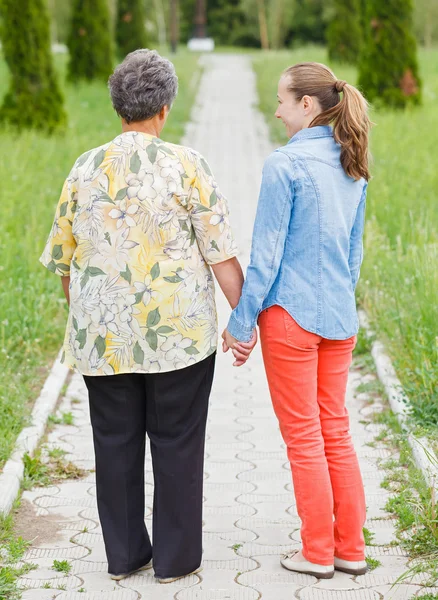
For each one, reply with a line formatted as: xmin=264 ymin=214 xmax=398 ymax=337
xmin=222 ymin=328 xmax=258 ymax=367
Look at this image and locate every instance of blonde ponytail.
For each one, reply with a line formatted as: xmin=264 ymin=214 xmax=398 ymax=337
xmin=283 ymin=63 xmax=371 ymax=181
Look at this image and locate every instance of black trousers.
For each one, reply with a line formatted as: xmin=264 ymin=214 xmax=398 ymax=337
xmin=83 ymin=352 xmax=215 ymax=578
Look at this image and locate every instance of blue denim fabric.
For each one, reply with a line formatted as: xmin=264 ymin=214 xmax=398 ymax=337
xmin=228 ymin=125 xmax=367 ymax=342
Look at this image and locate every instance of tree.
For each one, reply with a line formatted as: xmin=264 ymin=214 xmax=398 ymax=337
xmin=327 ymin=0 xmax=363 ymax=63
xmin=0 ymin=0 xmax=66 ymax=132
xmin=414 ymin=0 xmax=438 ymax=48
xmin=116 ymin=0 xmax=149 ymax=57
xmin=358 ymin=0 xmax=421 ymax=107
xmin=67 ymin=0 xmax=114 ymax=82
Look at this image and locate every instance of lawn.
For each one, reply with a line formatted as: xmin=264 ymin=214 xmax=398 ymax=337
xmin=252 ymin=46 xmax=438 ymax=434
xmin=0 ymin=49 xmax=200 ymax=470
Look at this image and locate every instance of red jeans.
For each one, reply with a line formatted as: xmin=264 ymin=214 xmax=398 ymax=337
xmin=259 ymin=305 xmax=366 ymax=565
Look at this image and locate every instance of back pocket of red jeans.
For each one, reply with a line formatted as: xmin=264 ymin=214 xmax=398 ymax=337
xmin=282 ymin=310 xmax=318 ymax=349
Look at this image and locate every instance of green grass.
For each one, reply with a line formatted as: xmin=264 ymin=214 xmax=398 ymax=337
xmin=0 ymin=49 xmax=200 ymax=470
xmin=52 ymin=560 xmax=71 ymax=574
xmin=252 ymin=45 xmax=438 ymax=435
xmin=0 ymin=502 xmax=37 ymax=600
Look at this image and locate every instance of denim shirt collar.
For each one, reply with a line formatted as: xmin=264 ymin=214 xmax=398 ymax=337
xmin=288 ymin=125 xmax=333 ymax=145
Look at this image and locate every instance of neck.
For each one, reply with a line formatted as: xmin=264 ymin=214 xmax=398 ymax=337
xmin=122 ymin=120 xmax=161 ymax=137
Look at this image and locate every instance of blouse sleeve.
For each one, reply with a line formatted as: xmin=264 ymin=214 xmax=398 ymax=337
xmin=185 ymin=152 xmax=239 ymax=265
xmin=39 ymin=165 xmax=78 ymax=277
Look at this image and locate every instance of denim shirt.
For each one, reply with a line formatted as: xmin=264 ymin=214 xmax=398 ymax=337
xmin=227 ymin=125 xmax=367 ymax=342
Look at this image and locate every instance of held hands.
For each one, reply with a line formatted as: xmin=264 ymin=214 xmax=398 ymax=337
xmin=222 ymin=328 xmax=258 ymax=367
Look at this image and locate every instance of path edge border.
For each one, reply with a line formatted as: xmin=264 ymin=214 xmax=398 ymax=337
xmin=0 ymin=350 xmax=69 ymax=516
xmin=359 ymin=309 xmax=438 ymax=492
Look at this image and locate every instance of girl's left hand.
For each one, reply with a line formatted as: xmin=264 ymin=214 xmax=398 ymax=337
xmin=222 ymin=328 xmax=258 ymax=367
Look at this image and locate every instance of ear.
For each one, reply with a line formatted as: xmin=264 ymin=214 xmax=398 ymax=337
xmin=302 ymin=95 xmax=313 ymax=114
xmin=159 ymin=105 xmax=170 ymax=120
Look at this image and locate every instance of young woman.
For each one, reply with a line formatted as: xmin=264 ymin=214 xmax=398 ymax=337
xmin=223 ymin=62 xmax=371 ymax=579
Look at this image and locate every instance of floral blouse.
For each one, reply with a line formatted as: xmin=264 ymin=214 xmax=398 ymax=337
xmin=40 ymin=131 xmax=238 ymax=375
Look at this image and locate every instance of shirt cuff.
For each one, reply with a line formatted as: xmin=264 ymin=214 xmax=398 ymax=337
xmin=227 ymin=311 xmax=254 ymax=343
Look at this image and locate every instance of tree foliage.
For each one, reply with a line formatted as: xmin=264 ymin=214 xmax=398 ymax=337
xmin=67 ymin=0 xmax=114 ymax=82
xmin=116 ymin=0 xmax=149 ymax=57
xmin=0 ymin=0 xmax=66 ymax=132
xmin=358 ymin=0 xmax=422 ymax=107
xmin=327 ymin=0 xmax=363 ymax=64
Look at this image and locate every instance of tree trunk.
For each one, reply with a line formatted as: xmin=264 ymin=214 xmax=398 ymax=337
xmin=257 ymin=0 xmax=269 ymax=50
xmin=193 ymin=0 xmax=207 ymax=39
xmin=170 ymin=0 xmax=178 ymax=52
xmin=154 ymin=0 xmax=167 ymax=46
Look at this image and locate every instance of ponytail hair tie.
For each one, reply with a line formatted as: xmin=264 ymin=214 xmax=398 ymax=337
xmin=335 ymin=80 xmax=346 ymax=93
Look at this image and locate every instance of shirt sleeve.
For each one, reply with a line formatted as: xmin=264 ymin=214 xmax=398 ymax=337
xmin=227 ymin=150 xmax=294 ymax=342
xmin=348 ymin=182 xmax=367 ymax=291
xmin=39 ymin=165 xmax=78 ymax=277
xmin=186 ymin=153 xmax=239 ymax=265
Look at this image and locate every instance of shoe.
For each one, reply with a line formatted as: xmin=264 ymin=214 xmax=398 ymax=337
xmin=158 ymin=566 xmax=203 ymax=584
xmin=334 ymin=557 xmax=368 ymax=575
xmin=280 ymin=550 xmax=334 ymax=579
xmin=110 ymin=559 xmax=153 ymax=581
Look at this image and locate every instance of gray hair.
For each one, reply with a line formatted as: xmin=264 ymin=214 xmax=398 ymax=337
xmin=108 ymin=49 xmax=178 ymax=124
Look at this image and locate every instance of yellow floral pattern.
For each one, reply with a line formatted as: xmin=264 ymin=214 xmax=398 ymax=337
xmin=40 ymin=131 xmax=238 ymax=375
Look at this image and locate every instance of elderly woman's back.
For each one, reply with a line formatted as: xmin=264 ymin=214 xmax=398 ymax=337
xmin=40 ymin=50 xmax=237 ymax=376
xmin=39 ymin=49 xmax=250 ymax=583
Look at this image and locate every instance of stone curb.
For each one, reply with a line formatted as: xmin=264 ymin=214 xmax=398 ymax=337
xmin=0 ymin=350 xmax=70 ymax=516
xmin=359 ymin=309 xmax=438 ymax=492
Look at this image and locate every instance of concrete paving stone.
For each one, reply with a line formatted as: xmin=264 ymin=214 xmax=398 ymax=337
xmin=119 ymin=570 xmax=199 ymax=588
xmin=252 ymin=583 xmax=303 ymax=600
xmin=22 ymin=486 xmax=61 ymax=503
xmin=298 ymin=589 xmax=381 ymax=600
xmin=71 ymin=532 xmax=104 ymax=548
xmin=372 ymin=585 xmax=424 ymax=599
xmin=44 ymin=440 xmax=76 ymax=454
xmin=244 ymin=479 xmax=291 ymax=497
xmin=203 ymin=514 xmax=255 ymax=533
xmin=78 ymin=507 xmax=99 ymax=521
xmin=51 ymin=482 xmax=97 ymax=499
xmin=125 ymin=585 xmax=201 ymax=600
xmin=71 ymin=561 xmax=108 ymax=574
xmin=366 ymin=545 xmax=409 ymax=557
xmin=358 ymin=572 xmax=428 ymax=587
xmin=236 ymin=451 xmax=285 ymax=461
xmin=22 ymin=591 xmax=62 ymax=600
xmin=206 ymin=442 xmax=253 ymax=452
xmin=316 ymin=573 xmax=364 ymax=590
xmin=251 ymin=528 xmax=299 ymax=547
xmin=239 ymin=493 xmax=295 ymax=504
xmin=237 ymin=543 xmax=298 ymax=558
xmin=36 ymin=496 xmax=96 ymax=509
xmin=237 ymin=517 xmax=299 ymax=530
xmin=250 ymin=502 xmax=297 ymax=520
xmin=18 ymin=575 xmax=82 ymax=590
xmin=203 ymin=530 xmax=257 ymax=543
xmin=368 ymin=527 xmax=398 ymax=546
xmin=202 ymin=542 xmax=243 ymax=562
xmin=23 ymin=546 xmax=90 ymax=561
xmin=77 ymin=571 xmax=139 ymax=592
xmin=239 ymin=556 xmax=316 ymax=587
xmin=204 ymin=505 xmax=256 ymax=517
xmin=203 ymin=558 xmax=258 ymax=572
xmin=176 ymin=584 xmax=259 ymax=600
xmin=56 ymin=592 xmax=138 ymax=600
xmin=415 ymin=588 xmax=438 ymax=597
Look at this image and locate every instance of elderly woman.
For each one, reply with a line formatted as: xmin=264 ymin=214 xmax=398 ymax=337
xmin=40 ymin=49 xmax=255 ymax=583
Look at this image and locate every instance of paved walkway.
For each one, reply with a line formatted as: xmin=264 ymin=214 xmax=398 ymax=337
xmin=17 ymin=55 xmax=427 ymax=600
